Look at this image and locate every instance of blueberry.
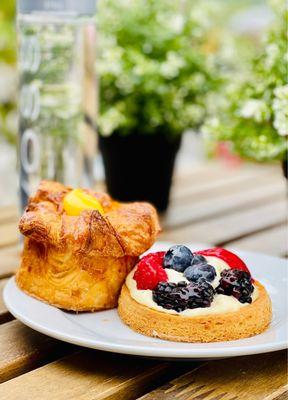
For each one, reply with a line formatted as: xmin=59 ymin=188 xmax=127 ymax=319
xmin=184 ymin=263 xmax=216 ymax=283
xmin=163 ymin=245 xmax=193 ymax=272
xmin=191 ymin=254 xmax=207 ymax=266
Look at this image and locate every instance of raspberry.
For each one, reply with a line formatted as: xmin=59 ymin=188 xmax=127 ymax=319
xmin=196 ymin=248 xmax=250 ymax=274
xmin=133 ymin=252 xmax=167 ymax=290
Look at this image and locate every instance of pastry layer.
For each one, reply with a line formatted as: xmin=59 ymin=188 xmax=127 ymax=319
xmin=16 ymin=240 xmax=138 ymax=311
xmin=16 ymin=180 xmax=160 ymax=311
xmin=118 ymin=281 xmax=272 ymax=342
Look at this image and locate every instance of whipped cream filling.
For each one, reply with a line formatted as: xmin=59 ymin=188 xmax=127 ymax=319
xmin=125 ymin=256 xmax=258 ymax=317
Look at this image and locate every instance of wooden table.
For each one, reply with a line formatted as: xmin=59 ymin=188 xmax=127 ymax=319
xmin=0 ymin=161 xmax=287 ymax=399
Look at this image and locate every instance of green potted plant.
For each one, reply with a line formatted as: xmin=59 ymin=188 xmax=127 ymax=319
xmin=97 ymin=0 xmax=220 ymax=211
xmin=203 ymin=0 xmax=287 ymax=177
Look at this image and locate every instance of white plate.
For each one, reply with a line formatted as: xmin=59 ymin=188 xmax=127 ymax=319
xmin=4 ymin=242 xmax=288 ymax=359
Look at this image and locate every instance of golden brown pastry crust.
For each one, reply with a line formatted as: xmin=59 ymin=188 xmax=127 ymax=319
xmin=118 ymin=282 xmax=272 ymax=342
xmin=16 ymin=180 xmax=160 ymax=311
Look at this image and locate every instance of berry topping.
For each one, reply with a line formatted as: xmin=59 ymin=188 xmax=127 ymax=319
xmin=216 ymin=269 xmax=254 ymax=303
xmin=184 ymin=263 xmax=216 ymax=283
xmin=163 ymin=245 xmax=193 ymax=272
xmin=133 ymin=252 xmax=167 ymax=290
xmin=152 ymin=280 xmax=214 ymax=312
xmin=196 ymin=248 xmax=250 ymax=274
xmin=191 ymin=254 xmax=207 ymax=266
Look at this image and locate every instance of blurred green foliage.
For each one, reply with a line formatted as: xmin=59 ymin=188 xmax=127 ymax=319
xmin=0 ymin=0 xmax=286 ymax=163
xmin=97 ymin=0 xmax=225 ymax=137
xmin=204 ymin=0 xmax=288 ymax=161
xmin=0 ymin=1 xmax=16 ymax=63
xmin=0 ymin=0 xmax=16 ymax=143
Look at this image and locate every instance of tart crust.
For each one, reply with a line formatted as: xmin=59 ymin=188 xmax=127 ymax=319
xmin=16 ymin=180 xmax=160 ymax=311
xmin=118 ymin=281 xmax=272 ymax=342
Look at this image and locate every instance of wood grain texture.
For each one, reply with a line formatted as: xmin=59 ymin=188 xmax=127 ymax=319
xmin=0 ymin=162 xmax=286 ymax=399
xmin=161 ymin=200 xmax=286 ymax=245
xmin=173 ymin=161 xmax=278 ymax=187
xmin=0 ymin=350 xmax=187 ymax=400
xmin=173 ymin=161 xmax=227 ymax=182
xmin=0 ymin=205 xmax=17 ymax=224
xmin=0 ymin=222 xmax=18 ymax=249
xmin=138 ymin=351 xmax=288 ymax=400
xmin=171 ymin=166 xmax=280 ymax=205
xmin=0 ymin=245 xmax=20 ymax=278
xmin=264 ymin=387 xmax=288 ymax=400
xmin=0 ymin=278 xmax=13 ymax=324
xmin=229 ymin=224 xmax=288 ymax=257
xmin=0 ymin=320 xmax=74 ymax=383
xmin=164 ymin=181 xmax=285 ymax=229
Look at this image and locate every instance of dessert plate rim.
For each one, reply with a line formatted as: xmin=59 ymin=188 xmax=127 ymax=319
xmin=3 ymin=242 xmax=288 ymax=359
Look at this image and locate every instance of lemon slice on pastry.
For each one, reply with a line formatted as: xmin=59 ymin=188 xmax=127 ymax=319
xmin=63 ymin=189 xmax=104 ymax=216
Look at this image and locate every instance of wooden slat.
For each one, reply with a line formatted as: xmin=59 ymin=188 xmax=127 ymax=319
xmin=0 ymin=278 xmax=13 ymax=324
xmin=172 ymin=165 xmax=280 ymax=204
xmin=161 ymin=199 xmax=287 ymax=245
xmin=0 ymin=162 xmax=285 ymax=399
xmin=0 ymin=320 xmax=75 ymax=383
xmin=0 ymin=246 xmax=20 ymax=279
xmin=173 ymin=161 xmax=278 ymax=186
xmin=0 ymin=222 xmax=18 ymax=249
xmin=0 ymin=205 xmax=18 ymax=224
xmin=173 ymin=161 xmax=228 ymax=182
xmin=138 ymin=351 xmax=288 ymax=400
xmin=229 ymin=224 xmax=288 ymax=257
xmin=164 ymin=181 xmax=285 ymax=229
xmin=0 ymin=349 xmax=187 ymax=399
xmin=267 ymin=389 xmax=288 ymax=400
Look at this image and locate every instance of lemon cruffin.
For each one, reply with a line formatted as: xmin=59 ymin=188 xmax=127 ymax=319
xmin=16 ymin=180 xmax=160 ymax=311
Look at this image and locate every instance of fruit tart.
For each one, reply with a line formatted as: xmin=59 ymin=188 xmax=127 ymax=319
xmin=16 ymin=180 xmax=160 ymax=311
xmin=118 ymin=246 xmax=272 ymax=342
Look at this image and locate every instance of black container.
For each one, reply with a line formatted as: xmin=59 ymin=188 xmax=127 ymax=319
xmin=282 ymin=158 xmax=287 ymax=179
xmin=99 ymin=132 xmax=181 ymax=212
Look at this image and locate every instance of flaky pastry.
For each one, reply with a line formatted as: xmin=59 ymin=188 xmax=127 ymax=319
xmin=16 ymin=181 xmax=160 ymax=311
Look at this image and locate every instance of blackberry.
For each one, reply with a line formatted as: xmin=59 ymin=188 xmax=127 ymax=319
xmin=184 ymin=263 xmax=216 ymax=283
xmin=163 ymin=245 xmax=193 ymax=272
xmin=216 ymin=269 xmax=254 ymax=303
xmin=152 ymin=281 xmax=214 ymax=312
